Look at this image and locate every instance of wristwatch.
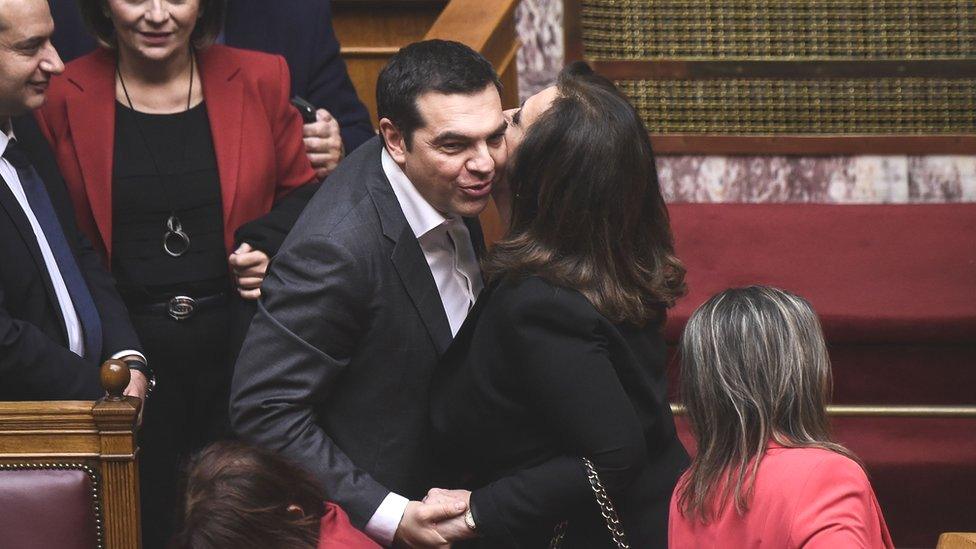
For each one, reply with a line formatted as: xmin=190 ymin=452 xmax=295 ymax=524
xmin=463 ymin=508 xmax=478 ymax=532
xmin=123 ymin=359 xmax=156 ymax=400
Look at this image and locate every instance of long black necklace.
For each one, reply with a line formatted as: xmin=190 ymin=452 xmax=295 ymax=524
xmin=116 ymin=51 xmax=195 ymax=258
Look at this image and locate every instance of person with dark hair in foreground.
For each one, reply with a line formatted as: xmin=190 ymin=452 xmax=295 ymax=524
xmin=669 ymin=287 xmax=893 ymax=548
xmin=426 ymin=63 xmax=689 ymax=548
xmin=176 ymin=441 xmax=379 ymax=549
xmin=230 ymin=40 xmax=508 ymax=548
xmin=34 ymin=1 xmax=318 ymax=546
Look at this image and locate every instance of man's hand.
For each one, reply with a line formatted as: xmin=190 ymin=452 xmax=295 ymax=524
xmin=393 ymin=500 xmax=467 ymax=548
xmin=303 ymin=108 xmax=344 ymax=180
xmin=123 ymin=369 xmax=147 ymax=425
xmin=424 ymin=489 xmax=476 ymax=543
xmin=228 ymin=242 xmax=270 ymax=300
xmin=123 ymin=369 xmax=148 ymax=400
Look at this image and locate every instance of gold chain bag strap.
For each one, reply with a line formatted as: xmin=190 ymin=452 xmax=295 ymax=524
xmin=549 ymin=457 xmax=630 ymax=548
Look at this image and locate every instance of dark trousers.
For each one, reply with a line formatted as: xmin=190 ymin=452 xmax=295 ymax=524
xmin=132 ymin=296 xmax=256 ymax=549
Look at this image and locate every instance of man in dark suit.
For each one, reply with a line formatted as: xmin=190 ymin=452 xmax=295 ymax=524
xmin=48 ymin=0 xmax=374 ymax=178
xmin=230 ymin=40 xmax=508 ymax=548
xmin=0 ymin=0 xmax=149 ymax=400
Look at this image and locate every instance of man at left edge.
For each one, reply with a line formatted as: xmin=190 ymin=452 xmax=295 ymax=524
xmin=0 ymin=0 xmax=149 ymax=401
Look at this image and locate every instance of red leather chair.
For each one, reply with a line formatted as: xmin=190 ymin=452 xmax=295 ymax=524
xmin=0 ymin=465 xmax=101 ymax=549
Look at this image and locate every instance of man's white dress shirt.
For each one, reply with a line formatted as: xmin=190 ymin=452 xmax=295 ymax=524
xmin=363 ymin=148 xmax=484 ymax=545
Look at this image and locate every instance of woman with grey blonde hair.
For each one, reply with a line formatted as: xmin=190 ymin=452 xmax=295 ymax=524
xmin=669 ymin=286 xmax=894 ymax=548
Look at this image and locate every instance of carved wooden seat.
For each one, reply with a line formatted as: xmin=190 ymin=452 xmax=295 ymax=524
xmin=0 ymin=361 xmax=141 ymax=549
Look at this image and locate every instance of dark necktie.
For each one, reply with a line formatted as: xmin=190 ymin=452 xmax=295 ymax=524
xmin=4 ymin=140 xmax=103 ymax=363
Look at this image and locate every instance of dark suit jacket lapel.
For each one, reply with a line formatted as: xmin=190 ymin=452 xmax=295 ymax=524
xmin=362 ymin=141 xmax=453 ymax=355
xmin=64 ymin=48 xmax=115 ymax=257
xmin=464 ymin=216 xmax=486 ymax=259
xmin=0 ymin=172 xmax=68 ymax=340
xmin=198 ymin=46 xmax=243 ymax=232
xmin=13 ymin=116 xmax=75 ymax=231
xmin=439 ymin=277 xmax=494 ymax=367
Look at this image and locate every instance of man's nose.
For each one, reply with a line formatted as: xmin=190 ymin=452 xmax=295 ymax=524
xmin=40 ymin=43 xmax=64 ymax=76
xmin=466 ymin=143 xmax=494 ymax=175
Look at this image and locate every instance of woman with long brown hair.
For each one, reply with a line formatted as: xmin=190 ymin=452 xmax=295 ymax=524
xmin=670 ymin=286 xmax=893 ymax=548
xmin=427 ymin=63 xmax=689 ymax=548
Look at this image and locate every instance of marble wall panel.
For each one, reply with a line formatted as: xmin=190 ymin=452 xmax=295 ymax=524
xmin=657 ymin=156 xmax=976 ymax=203
xmin=516 ymin=0 xmax=563 ymax=100
xmin=908 ymin=157 xmax=976 ymax=203
xmin=513 ymin=3 xmax=976 ymax=203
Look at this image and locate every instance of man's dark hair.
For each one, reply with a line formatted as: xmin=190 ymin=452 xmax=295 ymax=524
xmin=376 ymin=39 xmax=502 ymax=148
xmin=78 ymin=0 xmax=225 ymax=49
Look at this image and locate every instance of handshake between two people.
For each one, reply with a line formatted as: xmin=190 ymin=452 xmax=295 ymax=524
xmin=393 ymin=488 xmax=478 ymax=548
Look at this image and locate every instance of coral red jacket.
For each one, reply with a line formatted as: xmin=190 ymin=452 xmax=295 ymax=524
xmin=669 ymin=443 xmax=894 ymax=548
xmin=318 ymin=502 xmax=381 ymax=549
xmin=35 ymin=45 xmax=316 ymax=262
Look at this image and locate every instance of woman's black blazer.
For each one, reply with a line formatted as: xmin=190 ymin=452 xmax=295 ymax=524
xmin=430 ymin=275 xmax=689 ymax=548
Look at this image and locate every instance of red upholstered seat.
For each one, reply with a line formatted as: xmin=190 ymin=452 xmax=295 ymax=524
xmin=0 ymin=467 xmax=100 ymax=549
xmin=665 ymin=203 xmax=976 ymax=547
xmin=665 ymin=203 xmax=976 ymax=347
xmin=665 ymin=203 xmax=976 ymax=405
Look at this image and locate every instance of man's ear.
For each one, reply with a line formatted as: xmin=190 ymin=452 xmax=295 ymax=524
xmin=378 ymin=118 xmax=408 ymax=165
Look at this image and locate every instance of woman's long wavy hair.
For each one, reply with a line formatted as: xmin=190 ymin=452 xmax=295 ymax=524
xmin=175 ymin=441 xmax=324 ymax=549
xmin=483 ymin=63 xmax=685 ymax=325
xmin=677 ymin=286 xmax=857 ymax=522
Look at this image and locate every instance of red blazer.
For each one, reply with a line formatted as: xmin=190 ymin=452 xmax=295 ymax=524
xmin=317 ymin=502 xmax=380 ymax=549
xmin=34 ymin=45 xmax=316 ymax=261
xmin=669 ymin=444 xmax=894 ymax=548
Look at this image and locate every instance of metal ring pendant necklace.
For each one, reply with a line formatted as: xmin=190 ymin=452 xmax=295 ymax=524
xmin=116 ymin=49 xmax=195 ymax=258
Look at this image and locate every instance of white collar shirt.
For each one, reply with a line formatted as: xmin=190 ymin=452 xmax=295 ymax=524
xmin=381 ymin=147 xmax=483 ymax=336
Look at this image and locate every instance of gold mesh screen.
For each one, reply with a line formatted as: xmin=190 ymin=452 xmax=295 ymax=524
xmin=620 ymin=78 xmax=976 ymax=133
xmin=581 ymin=0 xmax=976 ymax=59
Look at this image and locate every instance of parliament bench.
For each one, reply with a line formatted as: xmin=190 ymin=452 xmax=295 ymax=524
xmin=0 ymin=362 xmax=142 ymax=548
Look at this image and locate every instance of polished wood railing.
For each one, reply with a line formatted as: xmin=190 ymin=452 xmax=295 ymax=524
xmin=0 ymin=362 xmax=141 ymax=548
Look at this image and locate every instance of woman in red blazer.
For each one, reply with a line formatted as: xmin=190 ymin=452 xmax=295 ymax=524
xmin=34 ymin=1 xmax=316 ymax=547
xmin=670 ymin=287 xmax=894 ymax=548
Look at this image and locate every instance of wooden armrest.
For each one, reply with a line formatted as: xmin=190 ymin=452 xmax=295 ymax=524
xmin=938 ymin=533 xmax=976 ymax=549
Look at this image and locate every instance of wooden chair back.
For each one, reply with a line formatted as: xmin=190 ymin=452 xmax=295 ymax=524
xmin=0 ymin=361 xmax=141 ymax=549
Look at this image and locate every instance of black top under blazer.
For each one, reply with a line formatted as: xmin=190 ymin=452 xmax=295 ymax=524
xmin=230 ymin=137 xmax=484 ymax=528
xmin=430 ymin=275 xmax=689 ymax=548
